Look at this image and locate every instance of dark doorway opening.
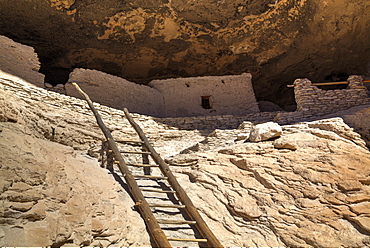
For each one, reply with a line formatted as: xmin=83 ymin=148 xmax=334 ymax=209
xmin=201 ymin=96 xmax=213 ymax=109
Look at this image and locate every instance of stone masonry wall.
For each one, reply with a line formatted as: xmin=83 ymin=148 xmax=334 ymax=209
xmin=156 ymin=111 xmax=280 ymax=130
xmin=273 ymin=75 xmax=370 ymax=125
xmin=294 ymin=75 xmax=370 ymax=115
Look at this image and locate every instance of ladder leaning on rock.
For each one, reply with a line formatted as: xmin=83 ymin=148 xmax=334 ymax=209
xmin=71 ymin=82 xmax=223 ymax=248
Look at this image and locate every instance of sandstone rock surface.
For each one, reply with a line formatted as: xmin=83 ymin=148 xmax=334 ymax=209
xmin=1 ymin=71 xmax=370 ymax=247
xmin=0 ymin=123 xmax=149 ymax=247
xmin=168 ymin=120 xmax=370 ymax=247
xmin=0 ymin=36 xmax=44 ymax=87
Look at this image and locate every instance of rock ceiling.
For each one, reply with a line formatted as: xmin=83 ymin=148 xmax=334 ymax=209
xmin=0 ymin=0 xmax=369 ymax=107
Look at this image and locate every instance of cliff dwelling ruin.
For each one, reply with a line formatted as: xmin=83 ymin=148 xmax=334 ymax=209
xmin=1 ymin=33 xmax=369 ymax=122
xmin=0 ymin=0 xmax=369 ymax=109
xmin=65 ymin=69 xmax=259 ymax=117
xmin=1 ymin=0 xmax=370 ymax=247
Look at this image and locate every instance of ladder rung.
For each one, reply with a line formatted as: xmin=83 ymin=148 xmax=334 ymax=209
xmin=114 ymin=161 xmax=157 ymax=167
xmin=127 ymin=163 xmax=159 ymax=167
xmin=157 ymin=219 xmax=196 ymax=225
xmin=167 ymin=237 xmax=208 ymax=243
xmin=108 ymin=149 xmax=151 ymax=154
xmin=134 ymin=175 xmax=168 ymax=180
xmin=120 ymin=150 xmax=151 ymax=155
xmin=115 ymin=139 xmax=144 ymax=144
xmin=113 ymin=161 xmax=169 ymax=168
xmin=149 ymin=204 xmax=186 ymax=208
xmin=141 ymin=189 xmax=176 ymax=193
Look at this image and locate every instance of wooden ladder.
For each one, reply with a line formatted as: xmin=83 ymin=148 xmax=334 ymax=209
xmin=72 ymin=83 xmax=223 ymax=248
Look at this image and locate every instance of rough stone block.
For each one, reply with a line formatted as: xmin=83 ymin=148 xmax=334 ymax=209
xmin=249 ymin=122 xmax=282 ymax=142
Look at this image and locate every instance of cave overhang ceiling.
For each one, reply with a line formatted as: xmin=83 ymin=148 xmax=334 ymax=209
xmin=0 ymin=0 xmax=369 ymax=107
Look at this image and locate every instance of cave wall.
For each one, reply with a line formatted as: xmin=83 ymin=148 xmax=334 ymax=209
xmin=0 ymin=0 xmax=369 ymax=107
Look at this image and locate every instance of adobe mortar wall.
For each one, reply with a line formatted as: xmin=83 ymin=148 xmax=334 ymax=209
xmin=149 ymin=73 xmax=259 ymax=117
xmin=66 ymin=69 xmax=165 ymax=117
xmin=67 ymin=69 xmax=259 ymax=118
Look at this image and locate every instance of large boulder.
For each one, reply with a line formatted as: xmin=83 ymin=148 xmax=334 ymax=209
xmin=249 ymin=122 xmax=282 ymax=142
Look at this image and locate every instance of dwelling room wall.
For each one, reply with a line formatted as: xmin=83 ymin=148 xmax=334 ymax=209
xmin=149 ymin=73 xmax=259 ymax=117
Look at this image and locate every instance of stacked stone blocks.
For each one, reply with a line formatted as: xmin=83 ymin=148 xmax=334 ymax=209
xmin=274 ymin=75 xmax=370 ymax=125
xmin=294 ymin=75 xmax=369 ymax=115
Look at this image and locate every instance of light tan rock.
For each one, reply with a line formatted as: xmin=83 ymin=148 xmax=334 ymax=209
xmin=226 ymin=191 xmax=263 ymax=219
xmin=337 ymin=180 xmax=362 ymax=192
xmin=307 ymin=117 xmax=367 ymax=148
xmin=347 ymin=216 xmax=370 ymax=234
xmin=349 ymin=202 xmax=370 ymax=215
xmin=273 ymin=136 xmax=298 ymax=150
xmin=9 ymin=202 xmax=34 ymax=212
xmin=346 ymin=192 xmax=370 ymax=203
xmin=0 ymin=125 xmax=149 ymax=247
xmin=2 ymin=73 xmax=370 ymax=247
xmin=249 ymin=122 xmax=282 ymax=142
xmin=0 ymin=96 xmax=19 ymax=123
xmin=0 ymin=36 xmax=44 ymax=87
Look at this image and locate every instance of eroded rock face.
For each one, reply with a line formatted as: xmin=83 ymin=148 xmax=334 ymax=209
xmin=1 ymin=71 xmax=370 ymax=247
xmin=0 ymin=36 xmax=44 ymax=87
xmin=0 ymin=124 xmax=149 ymax=247
xmin=169 ymin=119 xmax=370 ymax=247
xmin=0 ymin=0 xmax=369 ymax=107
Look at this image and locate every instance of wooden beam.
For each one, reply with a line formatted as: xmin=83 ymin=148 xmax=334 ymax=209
xmin=123 ymin=108 xmax=223 ymax=248
xmin=71 ymin=83 xmax=172 ymax=248
xmin=287 ymin=79 xmax=370 ymax=87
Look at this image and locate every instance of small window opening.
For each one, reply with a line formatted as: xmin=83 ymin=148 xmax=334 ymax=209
xmin=201 ymin=96 xmax=213 ymax=109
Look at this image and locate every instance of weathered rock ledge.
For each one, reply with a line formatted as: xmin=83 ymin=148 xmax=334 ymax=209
xmin=1 ymin=72 xmax=370 ymax=247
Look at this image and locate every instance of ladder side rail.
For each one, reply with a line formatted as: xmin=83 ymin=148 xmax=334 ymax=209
xmin=71 ymin=83 xmax=171 ymax=248
xmin=123 ymin=108 xmax=223 ymax=248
